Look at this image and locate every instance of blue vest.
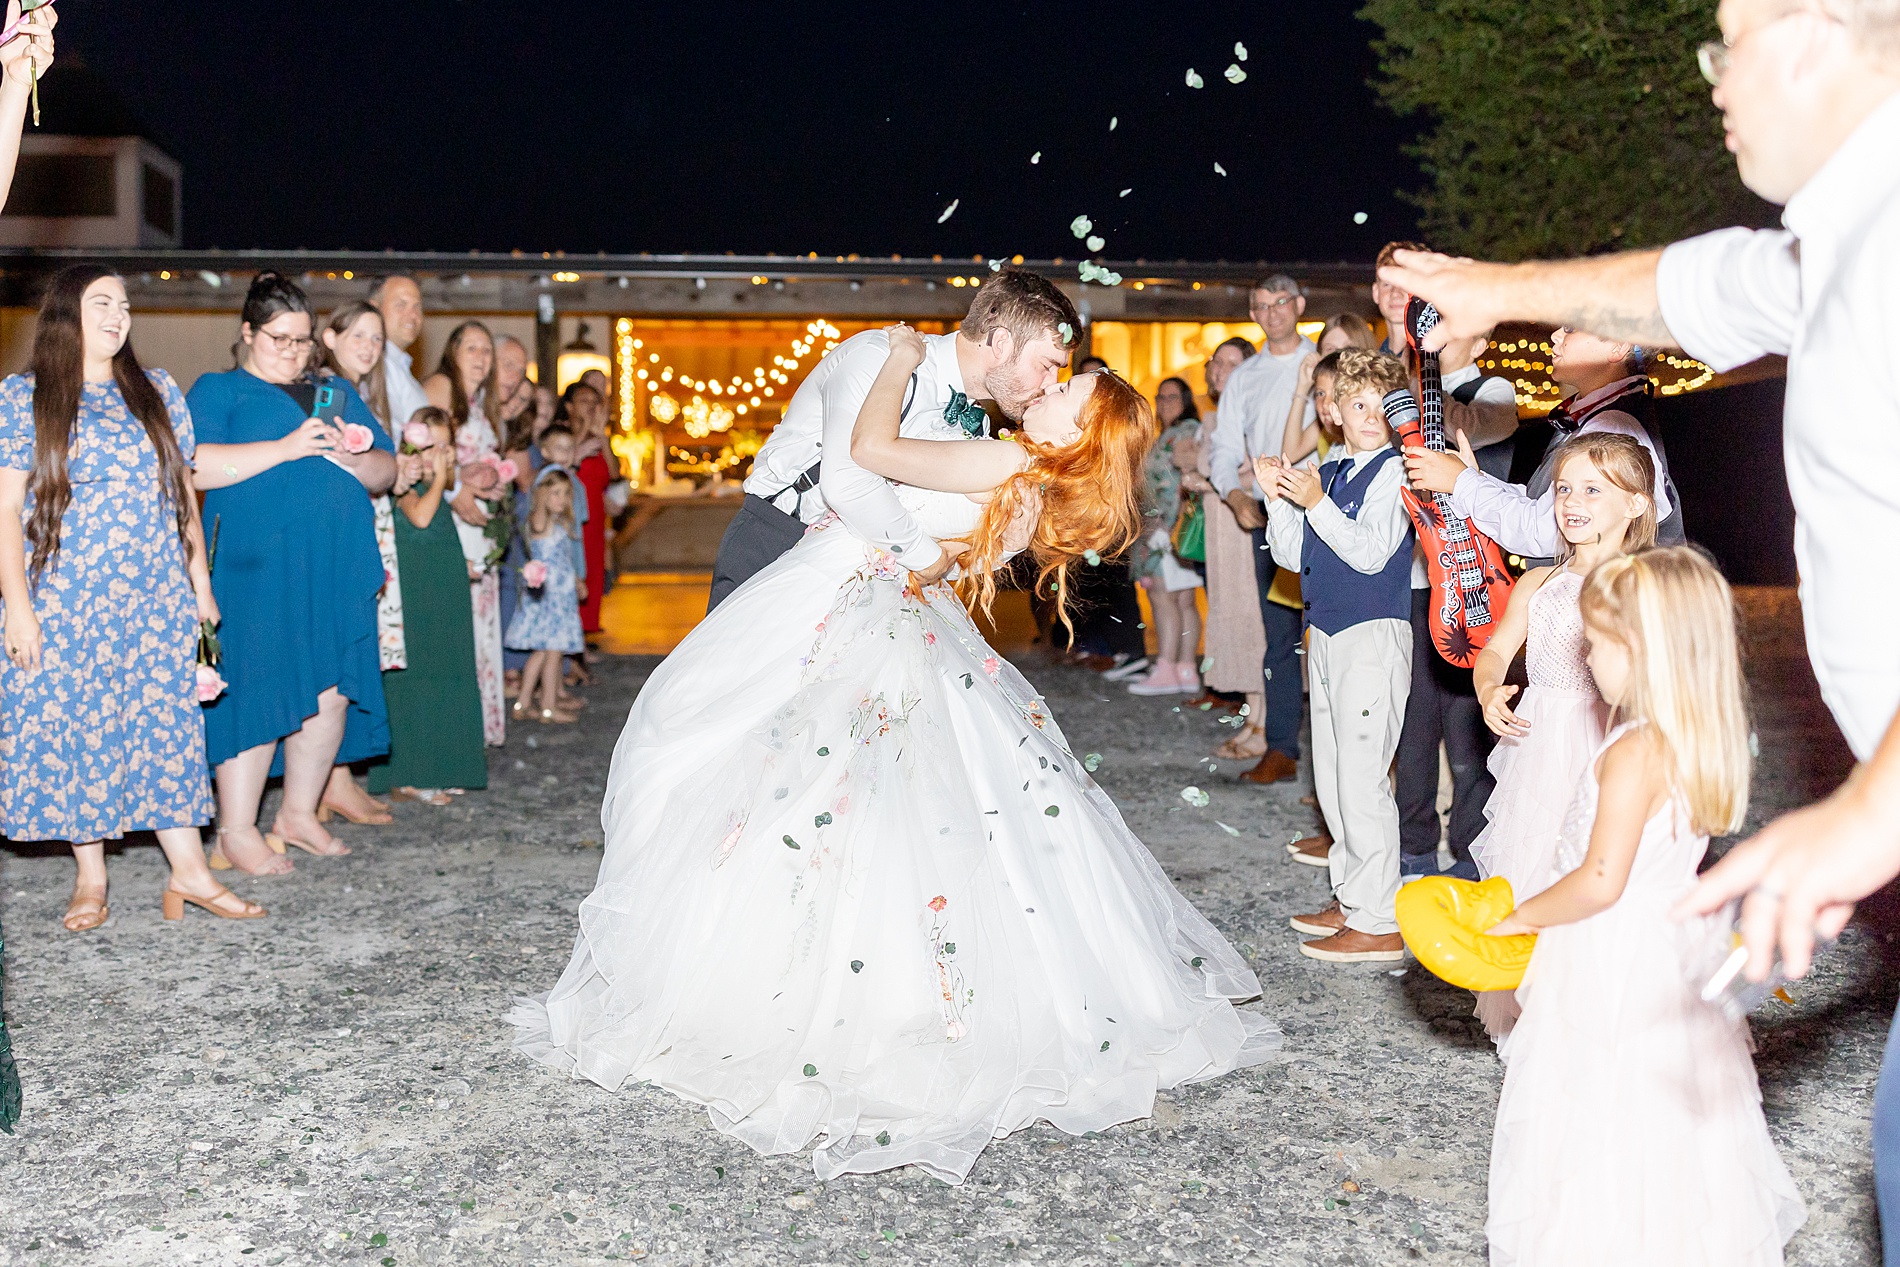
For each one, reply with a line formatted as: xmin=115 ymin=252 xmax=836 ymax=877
xmin=1301 ymin=448 xmax=1415 ymax=636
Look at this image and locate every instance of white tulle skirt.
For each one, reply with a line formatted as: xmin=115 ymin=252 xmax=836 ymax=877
xmin=1470 ymin=687 xmax=1608 ymax=1043
xmin=1487 ymin=891 xmax=1806 ymax=1265
xmin=509 ymin=521 xmax=1281 ymax=1183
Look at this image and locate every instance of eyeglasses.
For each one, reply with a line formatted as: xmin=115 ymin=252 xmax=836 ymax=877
xmin=1253 ymin=294 xmax=1300 ymax=313
xmin=256 ymin=329 xmax=316 ymax=353
xmin=1696 ymin=7 xmax=1809 ymax=85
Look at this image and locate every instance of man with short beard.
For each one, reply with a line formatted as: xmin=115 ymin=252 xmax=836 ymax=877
xmin=711 ymin=268 xmax=1081 ymax=611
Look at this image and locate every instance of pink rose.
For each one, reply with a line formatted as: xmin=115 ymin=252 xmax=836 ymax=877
xmin=195 ymin=664 xmax=227 ymax=703
xmin=401 ymin=420 xmax=433 ymax=451
xmin=495 ymin=458 xmax=519 ymax=482
xmin=521 ymin=560 xmax=549 ymax=589
xmin=340 ymin=422 xmax=375 ymax=454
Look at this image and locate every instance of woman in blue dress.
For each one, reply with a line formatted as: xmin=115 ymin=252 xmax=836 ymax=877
xmin=0 ymin=266 xmax=264 ymax=929
xmin=187 ymin=272 xmax=396 ymax=875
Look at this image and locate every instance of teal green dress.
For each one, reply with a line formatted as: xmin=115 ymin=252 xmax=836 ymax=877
xmin=185 ymin=370 xmax=391 ymax=773
xmin=368 ymin=484 xmax=487 ymax=792
xmin=0 ymin=919 xmax=18 ymax=1132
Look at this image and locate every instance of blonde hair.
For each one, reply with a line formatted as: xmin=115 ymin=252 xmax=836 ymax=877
xmin=958 ymin=370 xmax=1150 ymax=633
xmin=1320 ymin=312 xmax=1379 ymax=351
xmin=1329 ymin=347 xmax=1410 ymax=404
xmin=1579 ymin=548 xmax=1751 ymax=835
xmin=1550 ymin=432 xmax=1658 ymax=559
xmin=529 ymin=470 xmax=579 ymax=539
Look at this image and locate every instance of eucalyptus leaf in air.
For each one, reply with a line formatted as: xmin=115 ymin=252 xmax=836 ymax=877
xmin=1086 ymin=235 xmax=1105 ymax=252
xmin=1070 ymin=215 xmax=1093 ymax=238
xmin=1235 ymin=41 xmax=1248 ymax=60
xmin=1186 ymin=68 xmax=1204 ymax=89
xmin=1225 ymin=64 xmax=1247 ymax=84
xmin=938 ymin=199 xmax=959 ymax=223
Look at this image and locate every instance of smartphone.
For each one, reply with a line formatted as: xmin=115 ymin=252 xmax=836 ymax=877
xmin=1 ymin=0 xmax=51 ymax=43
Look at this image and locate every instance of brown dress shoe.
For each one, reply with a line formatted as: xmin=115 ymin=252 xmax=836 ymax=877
xmin=1286 ymin=834 xmax=1333 ymax=867
xmin=1299 ymin=928 xmax=1408 ymax=963
xmin=1289 ymin=900 xmax=1345 ymax=937
xmin=1239 ymin=750 xmax=1299 ymax=784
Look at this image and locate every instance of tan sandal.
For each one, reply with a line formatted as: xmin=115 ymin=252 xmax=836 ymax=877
xmin=62 ymin=887 xmax=109 ymax=932
xmin=163 ymin=883 xmax=266 ymax=921
xmin=537 ymin=707 xmax=580 ymax=725
xmin=208 ymin=829 xmax=293 ymax=875
xmin=1213 ymin=724 xmax=1267 ymax=762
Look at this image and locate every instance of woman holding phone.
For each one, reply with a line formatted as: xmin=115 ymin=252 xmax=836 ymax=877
xmin=185 ymin=272 xmax=396 ymax=875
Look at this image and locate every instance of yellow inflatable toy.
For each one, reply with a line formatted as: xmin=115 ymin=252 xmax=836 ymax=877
xmin=1395 ymin=875 xmax=1537 ymax=992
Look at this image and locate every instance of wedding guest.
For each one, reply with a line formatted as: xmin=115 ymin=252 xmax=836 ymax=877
xmin=562 ymin=381 xmax=612 ymax=639
xmin=187 ymin=271 xmax=396 ymax=874
xmin=1376 ymin=243 xmax=1524 ymax=882
xmin=1125 ymin=377 xmax=1204 ymax=697
xmin=368 ymin=274 xmax=430 ymax=431
xmin=426 ymin=320 xmax=509 ymax=746
xmin=316 ymin=301 xmax=406 ymax=826
xmin=0 ymin=266 xmax=263 ymax=928
xmin=1184 ymin=337 xmax=1268 ymax=758
xmin=1207 ymin=277 xmax=1318 ymax=784
xmin=493 ymin=335 xmax=535 ymax=682
xmin=0 ymin=0 xmax=58 ymax=1129
xmin=368 ymin=407 xmax=486 ymax=803
xmin=507 ymin=467 xmax=587 ymax=724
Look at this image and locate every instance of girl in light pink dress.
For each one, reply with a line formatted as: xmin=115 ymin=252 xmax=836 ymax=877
xmin=1467 ymin=434 xmax=1657 ymax=1043
xmin=1482 ymin=548 xmax=1803 ymax=1266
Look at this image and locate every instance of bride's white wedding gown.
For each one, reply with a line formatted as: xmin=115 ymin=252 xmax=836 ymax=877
xmin=509 ymin=484 xmax=1281 ymax=1183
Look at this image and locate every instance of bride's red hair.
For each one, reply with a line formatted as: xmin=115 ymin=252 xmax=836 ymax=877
xmin=957 ymin=370 xmax=1152 ymax=632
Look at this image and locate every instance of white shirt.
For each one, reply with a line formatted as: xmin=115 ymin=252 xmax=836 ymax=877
xmin=1445 ymin=403 xmax=1673 ymax=559
xmin=384 ymin=343 xmax=431 ymax=432
xmin=744 ymin=329 xmax=970 ymax=569
xmin=1207 ymin=340 xmax=1316 ymax=498
xmin=1654 ymin=90 xmax=1900 ymax=760
xmin=1265 ymin=447 xmax=1412 ymax=577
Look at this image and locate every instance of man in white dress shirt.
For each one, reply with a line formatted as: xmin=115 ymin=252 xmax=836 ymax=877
xmin=1205 ymin=276 xmax=1318 ymax=784
xmin=1380 ymin=0 xmax=1900 ymax=1247
xmin=710 ymin=269 xmax=1080 ymax=610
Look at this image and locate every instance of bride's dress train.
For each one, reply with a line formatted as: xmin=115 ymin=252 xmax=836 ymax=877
xmin=509 ymin=488 xmax=1281 ymax=1183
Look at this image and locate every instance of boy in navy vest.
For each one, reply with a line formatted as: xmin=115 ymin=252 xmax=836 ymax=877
xmin=1256 ymin=349 xmax=1417 ymax=963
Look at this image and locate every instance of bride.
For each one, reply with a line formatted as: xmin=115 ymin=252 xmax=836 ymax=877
xmin=511 ymin=326 xmax=1281 ymax=1183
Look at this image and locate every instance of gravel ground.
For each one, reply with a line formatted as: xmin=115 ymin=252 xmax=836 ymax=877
xmin=0 ymin=587 xmax=1884 ymax=1267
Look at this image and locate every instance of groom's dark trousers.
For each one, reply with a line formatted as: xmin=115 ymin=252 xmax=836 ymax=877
xmin=708 ymin=493 xmax=808 ymax=612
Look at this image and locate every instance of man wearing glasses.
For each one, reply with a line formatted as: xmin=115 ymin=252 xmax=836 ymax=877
xmin=1204 ymin=276 xmax=1318 ymax=786
xmin=1381 ymin=0 xmax=1900 ymax=1250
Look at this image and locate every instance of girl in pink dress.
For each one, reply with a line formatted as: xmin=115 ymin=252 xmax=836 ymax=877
xmin=1467 ymin=433 xmax=1657 ymax=1043
xmin=1483 ymin=548 xmax=1803 ymax=1266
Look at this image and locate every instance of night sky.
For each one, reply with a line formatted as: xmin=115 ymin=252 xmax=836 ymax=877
xmin=62 ymin=1 xmax=1418 ymax=263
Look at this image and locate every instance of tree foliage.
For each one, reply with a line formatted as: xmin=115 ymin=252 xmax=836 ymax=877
xmin=1358 ymin=0 xmax=1777 ymax=259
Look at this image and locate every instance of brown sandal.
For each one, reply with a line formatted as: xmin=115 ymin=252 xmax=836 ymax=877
xmin=62 ymin=887 xmax=109 ymax=932
xmin=1213 ymin=724 xmax=1267 ymax=762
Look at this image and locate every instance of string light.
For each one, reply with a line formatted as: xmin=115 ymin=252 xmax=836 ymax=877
xmin=617 ymin=318 xmax=843 ymax=431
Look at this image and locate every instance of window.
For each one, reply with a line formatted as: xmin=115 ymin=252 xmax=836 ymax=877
xmin=7 ymin=154 xmax=115 ymax=217
xmin=142 ymin=163 xmax=176 ymax=236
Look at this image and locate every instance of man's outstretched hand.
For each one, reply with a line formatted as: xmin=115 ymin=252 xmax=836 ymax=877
xmin=1377 ymin=250 xmax=1511 ymax=353
xmin=1673 ymin=773 xmax=1900 ymax=983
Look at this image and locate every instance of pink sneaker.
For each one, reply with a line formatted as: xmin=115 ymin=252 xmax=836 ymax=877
xmin=1127 ymin=661 xmax=1183 ymax=696
xmin=1175 ymin=664 xmax=1201 ymax=695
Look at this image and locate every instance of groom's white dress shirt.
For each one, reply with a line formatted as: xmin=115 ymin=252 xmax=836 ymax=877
xmin=745 ymin=329 xmax=971 ymax=571
xmin=1654 ymin=90 xmax=1900 ymax=760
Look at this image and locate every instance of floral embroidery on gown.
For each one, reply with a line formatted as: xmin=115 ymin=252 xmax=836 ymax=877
xmin=511 ymin=481 xmax=1280 ymax=1184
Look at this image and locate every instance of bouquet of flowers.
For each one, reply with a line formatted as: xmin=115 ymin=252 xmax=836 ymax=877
xmin=477 ymin=452 xmax=518 ymax=569
xmin=196 ymin=514 xmax=227 ymax=704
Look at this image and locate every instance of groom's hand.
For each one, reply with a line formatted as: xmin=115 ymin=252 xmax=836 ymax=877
xmin=905 ymin=540 xmax=968 ymax=598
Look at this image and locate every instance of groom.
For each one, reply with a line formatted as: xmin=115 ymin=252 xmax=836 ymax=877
xmin=709 ymin=268 xmax=1083 ymax=610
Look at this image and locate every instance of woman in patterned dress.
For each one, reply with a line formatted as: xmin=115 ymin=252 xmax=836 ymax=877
xmin=1122 ymin=378 xmax=1206 ymax=696
xmin=425 ymin=321 xmax=509 ymax=746
xmin=0 ymin=267 xmax=264 ymax=928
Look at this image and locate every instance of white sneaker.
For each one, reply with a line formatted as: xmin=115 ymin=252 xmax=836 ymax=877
xmin=1100 ymin=655 xmax=1151 ymax=682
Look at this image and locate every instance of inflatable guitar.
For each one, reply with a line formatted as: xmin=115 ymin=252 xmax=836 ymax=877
xmin=1383 ymin=296 xmax=1515 ymax=667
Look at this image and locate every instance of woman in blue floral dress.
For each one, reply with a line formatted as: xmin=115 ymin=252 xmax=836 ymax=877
xmin=0 ymin=267 xmax=265 ymax=930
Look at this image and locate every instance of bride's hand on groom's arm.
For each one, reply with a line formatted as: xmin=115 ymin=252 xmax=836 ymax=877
xmin=884 ymin=323 xmax=926 ymax=370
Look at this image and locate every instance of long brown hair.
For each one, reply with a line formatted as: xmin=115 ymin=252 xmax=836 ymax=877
xmin=319 ymin=302 xmax=391 ymax=426
xmin=958 ymin=370 xmax=1151 ymax=632
xmin=28 ymin=266 xmax=195 ymax=587
xmin=435 ymin=320 xmax=498 ymax=432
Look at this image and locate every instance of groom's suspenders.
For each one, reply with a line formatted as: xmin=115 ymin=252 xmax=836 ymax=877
xmin=770 ymin=371 xmax=920 ymax=517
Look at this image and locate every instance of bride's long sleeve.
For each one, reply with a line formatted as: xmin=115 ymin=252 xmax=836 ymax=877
xmin=815 ymin=336 xmax=942 ymax=570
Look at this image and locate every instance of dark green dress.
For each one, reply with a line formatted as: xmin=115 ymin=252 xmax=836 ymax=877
xmin=1 ymin=916 xmax=18 ymax=1132
xmin=368 ymin=495 xmax=488 ymax=793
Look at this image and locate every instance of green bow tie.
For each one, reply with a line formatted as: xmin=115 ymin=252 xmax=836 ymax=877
xmin=944 ymin=390 xmax=989 ymax=437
